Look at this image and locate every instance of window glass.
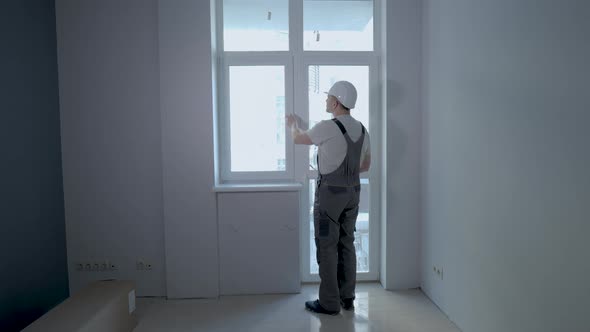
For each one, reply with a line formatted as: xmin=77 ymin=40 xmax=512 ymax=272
xmin=304 ymin=0 xmax=373 ymax=51
xmin=229 ymin=66 xmax=286 ymax=172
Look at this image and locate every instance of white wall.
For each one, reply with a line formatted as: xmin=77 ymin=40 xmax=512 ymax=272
xmin=381 ymin=0 xmax=423 ymax=290
xmin=218 ymin=192 xmax=300 ymax=295
xmin=56 ymin=0 xmax=166 ymax=296
xmin=56 ymin=0 xmax=424 ymax=298
xmin=158 ymin=0 xmax=219 ymax=299
xmin=422 ymin=1 xmax=590 ymax=331
xmin=57 ymin=0 xmax=220 ymax=299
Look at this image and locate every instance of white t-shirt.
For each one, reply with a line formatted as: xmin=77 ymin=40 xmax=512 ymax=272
xmin=306 ymin=114 xmax=371 ymax=174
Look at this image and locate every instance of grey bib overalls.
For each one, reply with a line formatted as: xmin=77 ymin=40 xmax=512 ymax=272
xmin=314 ymin=118 xmax=365 ymax=311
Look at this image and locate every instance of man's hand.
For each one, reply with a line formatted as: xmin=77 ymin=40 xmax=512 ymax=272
xmin=286 ymin=114 xmax=313 ymax=145
xmin=286 ymin=114 xmax=298 ymax=129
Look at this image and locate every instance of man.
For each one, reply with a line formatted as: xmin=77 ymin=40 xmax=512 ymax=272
xmin=286 ymin=80 xmax=371 ymax=315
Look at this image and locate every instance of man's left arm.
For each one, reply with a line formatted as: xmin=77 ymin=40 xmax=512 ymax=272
xmin=359 ymin=153 xmax=371 ymax=173
xmin=359 ymin=132 xmax=371 ymax=173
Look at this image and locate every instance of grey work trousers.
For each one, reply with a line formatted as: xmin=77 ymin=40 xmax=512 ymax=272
xmin=313 ymin=183 xmax=360 ymax=311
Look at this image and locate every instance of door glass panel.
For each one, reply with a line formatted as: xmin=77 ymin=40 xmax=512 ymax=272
xmin=308 ymin=65 xmax=369 ymax=170
xmin=309 ymin=179 xmax=370 ymax=274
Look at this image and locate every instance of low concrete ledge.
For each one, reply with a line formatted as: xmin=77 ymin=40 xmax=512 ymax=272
xmin=23 ymin=280 xmax=137 ymax=332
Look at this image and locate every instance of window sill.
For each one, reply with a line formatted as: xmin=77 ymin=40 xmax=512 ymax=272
xmin=213 ymin=183 xmax=303 ymax=193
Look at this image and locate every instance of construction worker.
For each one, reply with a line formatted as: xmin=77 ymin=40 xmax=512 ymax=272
xmin=286 ymin=80 xmax=371 ymax=315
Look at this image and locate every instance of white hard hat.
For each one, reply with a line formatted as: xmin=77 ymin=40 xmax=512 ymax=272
xmin=325 ymin=81 xmax=357 ymax=109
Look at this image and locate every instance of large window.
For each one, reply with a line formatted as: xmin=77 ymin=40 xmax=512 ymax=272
xmin=216 ymin=0 xmax=380 ymax=281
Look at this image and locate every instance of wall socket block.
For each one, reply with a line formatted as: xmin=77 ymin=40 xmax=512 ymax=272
xmin=76 ymin=260 xmax=116 ymax=272
xmin=74 ymin=259 xmax=147 ymax=272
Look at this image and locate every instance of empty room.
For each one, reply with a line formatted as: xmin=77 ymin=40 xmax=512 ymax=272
xmin=2 ymin=0 xmax=589 ymax=331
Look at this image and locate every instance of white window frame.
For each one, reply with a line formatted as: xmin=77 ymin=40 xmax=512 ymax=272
xmin=219 ymin=53 xmax=294 ymax=182
xmin=214 ymin=0 xmax=382 ymax=281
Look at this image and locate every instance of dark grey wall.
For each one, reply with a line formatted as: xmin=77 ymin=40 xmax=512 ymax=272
xmin=0 ymin=1 xmax=69 ymax=331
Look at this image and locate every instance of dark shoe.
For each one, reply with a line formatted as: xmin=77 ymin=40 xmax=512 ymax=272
xmin=305 ymin=300 xmax=339 ymax=315
xmin=340 ymin=298 xmax=354 ymax=310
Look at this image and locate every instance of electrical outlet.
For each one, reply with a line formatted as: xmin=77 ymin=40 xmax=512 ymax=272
xmin=100 ymin=261 xmax=108 ymax=271
xmin=75 ymin=263 xmax=84 ymax=271
xmin=137 ymin=259 xmax=153 ymax=271
xmin=109 ymin=262 xmax=117 ymax=271
xmin=433 ymin=265 xmax=444 ymax=280
xmin=84 ymin=263 xmax=92 ymax=271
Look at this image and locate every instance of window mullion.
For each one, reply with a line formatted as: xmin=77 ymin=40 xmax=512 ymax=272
xmin=290 ymin=0 xmax=303 ymax=55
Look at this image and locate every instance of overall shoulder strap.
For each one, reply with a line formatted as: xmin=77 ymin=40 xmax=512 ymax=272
xmin=332 ymin=118 xmax=347 ymax=135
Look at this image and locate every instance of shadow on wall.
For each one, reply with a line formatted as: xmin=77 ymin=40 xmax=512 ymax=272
xmin=0 ymin=0 xmax=69 ymax=330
